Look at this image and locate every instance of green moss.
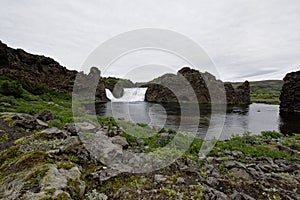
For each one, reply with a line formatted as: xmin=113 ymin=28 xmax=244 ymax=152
xmin=62 ymin=154 xmax=78 ymax=162
xmin=0 ymin=79 xmax=23 ymax=97
xmin=14 ymin=136 xmax=30 ymax=145
xmin=0 ymin=133 xmax=8 ymax=143
xmin=57 ymin=161 xmax=76 ymax=170
xmin=100 ymin=176 xmax=143 ymax=191
xmin=261 ymin=131 xmax=282 ymax=139
xmin=0 ymin=146 xmax=21 ymax=170
xmin=219 ymin=163 xmax=228 ymax=174
xmin=1 ymin=150 xmax=48 ymax=178
xmin=25 ymin=166 xmax=49 ymax=185
xmin=209 ymin=132 xmax=296 ymax=161
xmin=159 ymin=187 xmax=182 ymax=197
xmin=66 ymin=179 xmax=82 ymax=200
xmin=56 ymin=192 xmax=70 ymax=200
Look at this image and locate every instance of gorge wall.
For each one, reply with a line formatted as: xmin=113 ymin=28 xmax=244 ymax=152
xmin=145 ymin=67 xmax=250 ymax=104
xmin=280 ymin=70 xmax=300 ymax=113
xmin=0 ymin=41 xmax=108 ymax=101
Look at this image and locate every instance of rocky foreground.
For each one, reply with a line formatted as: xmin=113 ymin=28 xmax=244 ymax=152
xmin=0 ymin=111 xmax=299 ymax=200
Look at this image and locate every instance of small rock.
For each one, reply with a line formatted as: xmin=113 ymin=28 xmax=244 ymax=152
xmin=230 ymin=168 xmax=251 ymax=180
xmin=224 ymin=161 xmax=236 ymax=169
xmin=232 ymin=150 xmax=243 ymax=157
xmin=91 ymin=168 xmax=121 ymax=181
xmin=136 ymin=138 xmax=145 ymax=146
xmin=110 ymin=136 xmax=129 ymax=149
xmin=47 ymin=102 xmax=59 ymax=106
xmin=206 ymin=176 xmax=218 ymax=186
xmin=176 ymin=177 xmax=185 ymax=184
xmin=0 ymin=102 xmax=12 ymax=108
xmin=35 ymin=110 xmax=54 ymax=122
xmin=203 ymin=185 xmax=228 ymax=200
xmin=101 ymin=125 xmax=109 ymax=134
xmin=59 ymin=136 xmax=80 ymax=152
xmin=75 ymin=122 xmax=97 ymax=132
xmin=13 ymin=113 xmax=48 ymax=130
xmin=36 ymin=119 xmax=48 ymax=128
xmin=160 ymin=132 xmax=169 ymax=137
xmin=41 ymin=127 xmax=70 ymax=139
xmin=154 ymin=174 xmax=166 ymax=182
xmin=63 ymin=123 xmax=79 ymax=135
xmin=48 ymin=119 xmax=62 ymax=124
xmin=230 ymin=190 xmax=242 ymax=200
xmin=108 ymin=130 xmax=116 ymax=137
xmin=240 ymin=192 xmax=256 ymax=200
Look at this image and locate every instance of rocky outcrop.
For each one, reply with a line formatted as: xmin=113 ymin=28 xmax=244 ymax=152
xmin=0 ymin=41 xmax=108 ymax=101
xmin=225 ymin=81 xmax=250 ymax=104
xmin=280 ymin=70 xmax=300 ymax=113
xmin=145 ymin=67 xmax=250 ymax=104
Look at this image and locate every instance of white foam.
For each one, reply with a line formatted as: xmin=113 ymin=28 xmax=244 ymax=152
xmin=105 ymin=88 xmax=147 ymax=102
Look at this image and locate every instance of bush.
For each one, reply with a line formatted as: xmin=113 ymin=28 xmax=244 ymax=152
xmin=0 ymin=80 xmax=23 ymax=97
xmin=261 ymin=131 xmax=282 ymax=139
xmin=21 ymin=80 xmax=48 ymax=95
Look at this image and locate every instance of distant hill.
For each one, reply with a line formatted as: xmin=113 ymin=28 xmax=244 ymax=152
xmin=230 ymin=80 xmax=284 ymax=104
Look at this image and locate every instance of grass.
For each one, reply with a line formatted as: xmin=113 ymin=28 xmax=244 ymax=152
xmin=209 ymin=132 xmax=297 ymax=161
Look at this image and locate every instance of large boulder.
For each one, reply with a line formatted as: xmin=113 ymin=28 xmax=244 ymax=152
xmin=145 ymin=67 xmax=250 ymax=104
xmin=280 ymin=70 xmax=300 ymax=113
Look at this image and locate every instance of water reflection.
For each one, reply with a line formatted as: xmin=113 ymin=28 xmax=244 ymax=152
xmin=279 ymin=112 xmax=300 ymax=135
xmin=92 ymin=102 xmax=300 ymax=139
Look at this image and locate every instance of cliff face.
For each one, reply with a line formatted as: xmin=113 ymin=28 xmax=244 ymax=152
xmin=0 ymin=41 xmax=108 ymax=101
xmin=145 ymin=67 xmax=250 ymax=104
xmin=225 ymin=81 xmax=250 ymax=104
xmin=280 ymin=70 xmax=300 ymax=113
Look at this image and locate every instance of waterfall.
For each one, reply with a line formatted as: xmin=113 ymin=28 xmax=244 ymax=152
xmin=105 ymin=88 xmax=147 ymax=102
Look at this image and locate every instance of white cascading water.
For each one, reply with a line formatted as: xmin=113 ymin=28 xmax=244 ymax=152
xmin=105 ymin=88 xmax=147 ymax=102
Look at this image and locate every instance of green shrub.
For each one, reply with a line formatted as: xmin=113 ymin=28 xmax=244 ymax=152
xmin=21 ymin=80 xmax=48 ymax=95
xmin=261 ymin=131 xmax=282 ymax=139
xmin=0 ymin=80 xmax=23 ymax=97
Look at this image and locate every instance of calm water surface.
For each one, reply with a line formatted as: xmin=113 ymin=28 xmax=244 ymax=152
xmin=94 ymin=102 xmax=300 ymax=139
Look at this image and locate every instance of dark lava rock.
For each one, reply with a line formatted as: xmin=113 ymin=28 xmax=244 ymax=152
xmin=280 ymin=70 xmax=300 ymax=113
xmin=35 ymin=110 xmax=54 ymax=122
xmin=225 ymin=81 xmax=250 ymax=104
xmin=145 ymin=67 xmax=250 ymax=104
xmin=0 ymin=40 xmax=108 ymax=101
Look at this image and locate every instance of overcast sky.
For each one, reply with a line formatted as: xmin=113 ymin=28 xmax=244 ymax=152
xmin=0 ymin=0 xmax=300 ymax=82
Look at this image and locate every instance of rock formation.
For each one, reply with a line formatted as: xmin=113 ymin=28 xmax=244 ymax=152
xmin=0 ymin=41 xmax=108 ymax=101
xmin=145 ymin=67 xmax=250 ymax=104
xmin=280 ymin=70 xmax=300 ymax=113
xmin=225 ymin=81 xmax=250 ymax=104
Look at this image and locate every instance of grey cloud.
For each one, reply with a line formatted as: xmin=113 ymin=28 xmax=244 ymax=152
xmin=0 ymin=0 xmax=299 ymax=82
